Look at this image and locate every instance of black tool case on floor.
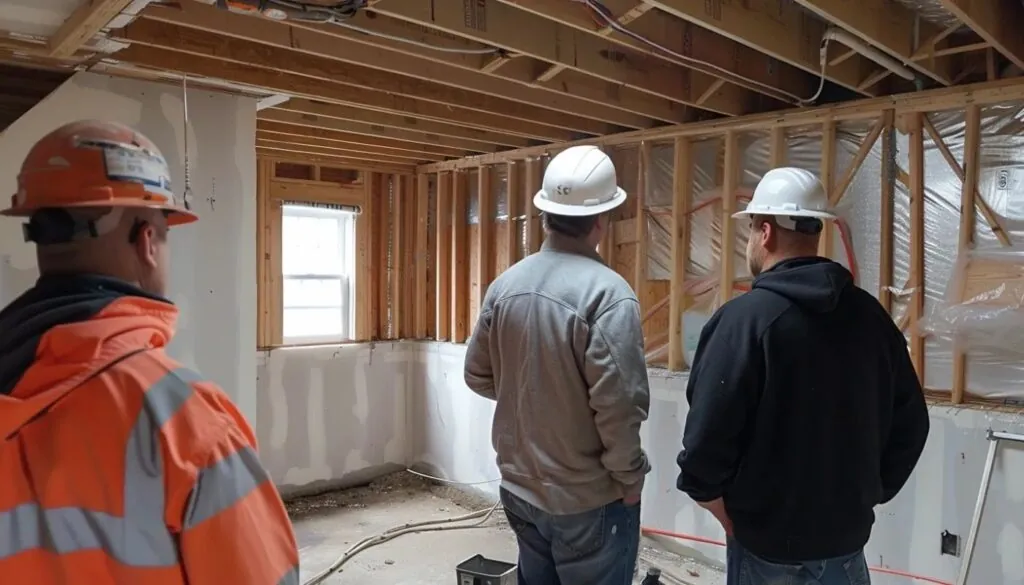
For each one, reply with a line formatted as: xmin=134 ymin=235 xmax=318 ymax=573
xmin=455 ymin=554 xmax=517 ymax=585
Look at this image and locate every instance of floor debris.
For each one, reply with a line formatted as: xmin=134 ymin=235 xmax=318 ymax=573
xmin=287 ymin=472 xmax=724 ymax=584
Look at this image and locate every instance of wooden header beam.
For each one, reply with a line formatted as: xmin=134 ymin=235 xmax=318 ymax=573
xmin=418 ymin=76 xmax=1024 ymax=172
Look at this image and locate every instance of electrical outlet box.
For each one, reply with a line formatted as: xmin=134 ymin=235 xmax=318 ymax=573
xmin=941 ymin=530 xmax=960 ymax=557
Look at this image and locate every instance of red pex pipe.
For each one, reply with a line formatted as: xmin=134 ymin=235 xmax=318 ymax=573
xmin=640 ymin=527 xmax=952 ymax=585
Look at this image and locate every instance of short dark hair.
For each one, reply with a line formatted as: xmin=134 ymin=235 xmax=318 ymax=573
xmin=543 ymin=212 xmax=599 ymax=239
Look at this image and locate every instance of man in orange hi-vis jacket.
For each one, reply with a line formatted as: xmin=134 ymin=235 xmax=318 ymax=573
xmin=0 ymin=120 xmax=299 ymax=584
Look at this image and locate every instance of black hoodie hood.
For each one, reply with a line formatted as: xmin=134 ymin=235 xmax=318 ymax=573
xmin=0 ymin=274 xmax=168 ymax=396
xmin=752 ymin=256 xmax=853 ymax=313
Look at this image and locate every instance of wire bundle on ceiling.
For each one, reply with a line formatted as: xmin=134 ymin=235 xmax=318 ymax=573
xmin=573 ymin=0 xmax=830 ymax=106
xmin=215 ymin=0 xmax=366 ymax=23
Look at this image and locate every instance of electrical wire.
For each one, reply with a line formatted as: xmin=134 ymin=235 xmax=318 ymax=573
xmin=301 ymin=471 xmax=503 ymax=585
xmin=406 ymin=468 xmax=501 ymax=486
xmin=641 ymin=527 xmax=952 ymax=585
xmin=575 ymin=0 xmax=830 ymax=107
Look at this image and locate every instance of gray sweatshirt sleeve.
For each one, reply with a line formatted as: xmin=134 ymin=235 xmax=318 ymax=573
xmin=583 ymin=298 xmax=651 ymax=491
xmin=464 ymin=304 xmax=496 ymax=401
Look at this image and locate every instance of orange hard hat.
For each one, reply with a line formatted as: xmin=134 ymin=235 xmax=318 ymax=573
xmin=1 ymin=119 xmax=198 ymax=226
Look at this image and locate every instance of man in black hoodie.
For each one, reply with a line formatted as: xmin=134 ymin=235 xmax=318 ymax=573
xmin=676 ymin=167 xmax=930 ymax=584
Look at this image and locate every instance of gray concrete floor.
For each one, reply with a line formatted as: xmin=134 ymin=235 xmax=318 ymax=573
xmin=287 ymin=473 xmax=724 ymax=585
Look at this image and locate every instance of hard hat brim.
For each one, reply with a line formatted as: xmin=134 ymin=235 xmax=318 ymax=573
xmin=731 ymin=208 xmax=837 ymax=221
xmin=1 ymin=199 xmax=199 ymax=226
xmin=533 ymin=187 xmax=627 ymax=217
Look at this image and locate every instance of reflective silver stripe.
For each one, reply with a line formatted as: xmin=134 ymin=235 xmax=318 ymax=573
xmin=0 ymin=367 xmax=202 ymax=566
xmin=277 ymin=566 xmax=300 ymax=585
xmin=183 ymin=446 xmax=270 ymax=529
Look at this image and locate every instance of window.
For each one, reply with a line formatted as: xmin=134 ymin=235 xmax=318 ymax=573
xmin=281 ymin=202 xmax=357 ymax=344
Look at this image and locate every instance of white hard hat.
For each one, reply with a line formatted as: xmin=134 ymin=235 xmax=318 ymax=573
xmin=533 ymin=145 xmax=627 ymax=217
xmin=733 ymin=167 xmax=837 ymax=221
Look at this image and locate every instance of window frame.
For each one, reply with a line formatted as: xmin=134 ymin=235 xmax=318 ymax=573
xmin=256 ymin=158 xmax=373 ymax=350
xmin=280 ymin=203 xmax=358 ymax=346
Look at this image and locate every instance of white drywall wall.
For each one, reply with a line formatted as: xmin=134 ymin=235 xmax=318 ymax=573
xmin=413 ymin=342 xmax=1024 ymax=585
xmin=255 ymin=343 xmax=411 ymax=498
xmin=0 ymin=71 xmax=259 ymax=422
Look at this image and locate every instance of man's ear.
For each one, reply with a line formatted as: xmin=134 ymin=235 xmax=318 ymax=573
xmin=133 ymin=222 xmax=160 ymax=268
xmin=760 ymin=218 xmax=778 ymax=251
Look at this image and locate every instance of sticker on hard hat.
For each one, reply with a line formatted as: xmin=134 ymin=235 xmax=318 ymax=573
xmin=103 ymin=145 xmax=174 ymax=198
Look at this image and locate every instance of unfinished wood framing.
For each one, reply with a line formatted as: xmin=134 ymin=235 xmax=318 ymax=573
xmin=667 ymin=137 xmax=693 ymax=371
xmin=451 ymin=171 xmax=470 ymax=343
xmin=818 ymin=120 xmax=837 ymax=259
xmin=414 ymin=173 xmax=430 ymax=338
xmin=720 ymin=132 xmax=739 ymax=308
xmin=524 ymin=158 xmax=542 ymax=254
xmin=250 ymin=71 xmax=1024 ymax=409
xmin=908 ymin=113 xmax=926 ymax=380
xmin=878 ymin=111 xmax=895 ymax=314
xmin=435 ymin=172 xmax=453 ymax=341
xmin=634 ymin=143 xmax=650 ymax=307
xmin=476 ymin=166 xmax=494 ymax=332
xmin=951 ymin=105 xmax=981 ymax=404
xmin=505 ymin=161 xmax=521 ymax=270
xmin=256 ymin=158 xmax=385 ymax=348
xmin=418 ymin=77 xmax=1024 ymax=172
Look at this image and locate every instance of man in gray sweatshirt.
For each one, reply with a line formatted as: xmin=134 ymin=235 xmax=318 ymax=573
xmin=464 ymin=145 xmax=651 ymax=585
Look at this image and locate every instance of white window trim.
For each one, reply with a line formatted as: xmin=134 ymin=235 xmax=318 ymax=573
xmin=281 ymin=203 xmax=357 ymax=345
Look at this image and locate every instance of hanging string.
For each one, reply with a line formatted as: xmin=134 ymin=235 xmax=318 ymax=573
xmin=181 ymin=74 xmax=193 ymax=211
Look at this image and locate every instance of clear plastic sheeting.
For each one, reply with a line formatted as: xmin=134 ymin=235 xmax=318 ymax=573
xmin=467 ymin=169 xmax=480 ymax=225
xmin=493 ymin=164 xmax=508 ymax=221
xmin=920 ymin=247 xmax=1024 ymax=400
xmin=912 ymin=102 xmax=1024 ymax=399
xmin=890 ymin=0 xmax=964 ymax=30
xmin=645 ymin=144 xmax=673 ymax=280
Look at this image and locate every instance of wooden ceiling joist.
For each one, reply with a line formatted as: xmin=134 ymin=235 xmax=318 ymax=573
xmin=496 ymin=57 xmax=696 ymax=124
xmin=135 ymin=3 xmax=651 ymax=131
xmin=790 ymin=0 xmax=954 ymax=85
xmin=116 ymin=22 xmax=591 ymax=141
xmin=48 ymin=0 xmax=133 ymax=58
xmin=257 ymin=150 xmax=415 ymax=175
xmin=369 ymin=0 xmax=756 ymax=116
xmin=256 ymin=139 xmax=420 ymax=167
xmin=111 ymin=44 xmax=560 ymax=143
xmin=499 ymin=0 xmax=818 ymax=105
xmin=255 ymin=127 xmax=445 ymax=162
xmin=256 ymin=137 xmax=427 ymax=165
xmin=306 ymin=10 xmax=692 ymax=124
xmin=647 ymin=0 xmax=876 ymax=96
xmin=940 ymin=0 xmax=1024 ymax=70
xmin=255 ymin=119 xmax=464 ymax=159
xmin=266 ymin=99 xmax=528 ymax=150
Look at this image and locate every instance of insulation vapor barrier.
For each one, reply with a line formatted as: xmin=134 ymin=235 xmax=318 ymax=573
xmin=915 ymin=103 xmax=1024 ymax=400
xmin=640 ymin=125 xmax=881 ymax=363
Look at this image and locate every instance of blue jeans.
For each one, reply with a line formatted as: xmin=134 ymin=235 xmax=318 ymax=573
xmin=727 ymin=537 xmax=871 ymax=585
xmin=500 ymin=488 xmax=641 ymax=585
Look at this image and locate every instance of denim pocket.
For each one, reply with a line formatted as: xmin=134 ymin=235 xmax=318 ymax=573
xmin=503 ymin=507 xmax=531 ymax=538
xmin=842 ymin=553 xmax=871 ymax=585
xmin=737 ymin=549 xmax=805 ymax=585
xmin=550 ymin=505 xmax=607 ymax=560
